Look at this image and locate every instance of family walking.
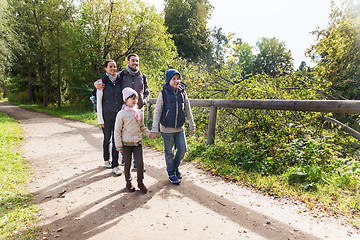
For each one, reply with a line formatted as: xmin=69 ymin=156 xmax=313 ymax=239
xmin=95 ymin=54 xmax=196 ymax=193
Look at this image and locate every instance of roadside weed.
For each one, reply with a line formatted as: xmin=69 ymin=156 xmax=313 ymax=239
xmin=0 ymin=112 xmax=40 ymax=239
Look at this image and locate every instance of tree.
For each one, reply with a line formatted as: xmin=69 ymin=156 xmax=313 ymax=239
xmin=307 ymin=0 xmax=360 ymax=99
xmin=229 ymin=37 xmax=254 ymax=77
xmin=164 ymin=0 xmax=213 ymax=62
xmin=0 ymin=0 xmax=18 ymax=97
xmin=0 ymin=0 xmax=11 ymax=74
xmin=9 ymin=0 xmax=74 ymax=105
xmin=63 ymin=0 xmax=177 ymax=103
xmin=253 ymin=37 xmax=293 ymax=76
xmin=210 ymin=27 xmax=230 ymax=68
xmin=7 ymin=0 xmax=176 ymax=105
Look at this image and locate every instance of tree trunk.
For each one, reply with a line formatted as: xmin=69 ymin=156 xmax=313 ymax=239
xmin=28 ymin=82 xmax=35 ymax=103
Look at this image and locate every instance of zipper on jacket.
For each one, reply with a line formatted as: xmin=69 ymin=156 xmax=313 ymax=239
xmin=165 ymin=110 xmax=169 ymax=121
xmin=175 ymin=93 xmax=178 ymax=128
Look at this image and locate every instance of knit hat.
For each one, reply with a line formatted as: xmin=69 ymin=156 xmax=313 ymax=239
xmin=122 ymin=87 xmax=138 ymax=102
xmin=165 ymin=69 xmax=181 ymax=84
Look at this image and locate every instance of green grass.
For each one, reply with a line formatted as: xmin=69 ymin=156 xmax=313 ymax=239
xmin=18 ymin=103 xmax=98 ymax=125
xmin=185 ymin=137 xmax=360 ymax=228
xmin=0 ymin=112 xmax=40 ymax=239
xmin=11 ymin=101 xmax=360 ymax=229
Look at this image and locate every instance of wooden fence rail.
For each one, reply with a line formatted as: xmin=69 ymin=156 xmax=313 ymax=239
xmin=147 ymin=99 xmax=360 ymax=144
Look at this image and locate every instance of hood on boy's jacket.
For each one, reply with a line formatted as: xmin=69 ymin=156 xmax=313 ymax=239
xmin=165 ymin=69 xmax=181 ymax=84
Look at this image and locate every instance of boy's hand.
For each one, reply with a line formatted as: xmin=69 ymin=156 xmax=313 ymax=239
xmin=94 ymin=79 xmax=105 ymax=90
xmin=190 ymin=128 xmax=195 ymax=134
xmin=99 ymin=124 xmax=104 ymax=128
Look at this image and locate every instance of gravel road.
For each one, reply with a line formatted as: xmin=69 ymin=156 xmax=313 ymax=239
xmin=0 ymin=101 xmax=358 ymax=240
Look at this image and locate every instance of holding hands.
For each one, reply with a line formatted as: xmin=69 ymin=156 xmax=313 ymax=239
xmin=149 ymin=132 xmax=158 ymax=139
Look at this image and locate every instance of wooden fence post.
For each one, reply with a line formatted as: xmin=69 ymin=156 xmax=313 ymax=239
xmin=207 ymin=105 xmax=217 ymax=145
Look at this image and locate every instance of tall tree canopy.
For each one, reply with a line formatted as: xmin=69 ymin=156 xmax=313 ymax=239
xmin=307 ymin=0 xmax=360 ymax=99
xmin=229 ymin=37 xmax=254 ymax=77
xmin=9 ymin=0 xmax=74 ymax=105
xmin=0 ymin=0 xmax=17 ymax=82
xmin=7 ymin=0 xmax=176 ymax=105
xmin=253 ymin=37 xmax=293 ymax=76
xmin=164 ymin=0 xmax=213 ymax=62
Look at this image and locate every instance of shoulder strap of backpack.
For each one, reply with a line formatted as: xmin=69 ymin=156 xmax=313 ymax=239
xmin=119 ymin=70 xmax=125 ymax=80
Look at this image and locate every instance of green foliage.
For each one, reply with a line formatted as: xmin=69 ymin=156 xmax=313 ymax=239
xmin=0 ymin=112 xmax=40 ymax=239
xmin=0 ymin=0 xmax=16 ymax=80
xmin=210 ymin=27 xmax=231 ymax=68
xmin=307 ymin=0 xmax=360 ymax=99
xmin=164 ymin=0 xmax=213 ymax=62
xmin=7 ymin=0 xmax=177 ymax=106
xmin=228 ymin=37 xmax=254 ymax=77
xmin=253 ymin=37 xmax=293 ymax=76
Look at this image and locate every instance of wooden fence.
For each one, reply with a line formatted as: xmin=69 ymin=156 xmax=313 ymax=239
xmin=147 ymin=98 xmax=360 ymax=144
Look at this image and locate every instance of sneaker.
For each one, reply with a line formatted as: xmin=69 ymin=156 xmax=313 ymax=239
xmin=138 ymin=183 xmax=147 ymax=193
xmin=104 ymin=160 xmax=111 ymax=168
xmin=126 ymin=182 xmax=135 ymax=192
xmin=169 ymin=175 xmax=181 ymax=185
xmin=112 ymin=167 xmax=122 ymax=176
xmin=176 ymin=170 xmax=182 ymax=179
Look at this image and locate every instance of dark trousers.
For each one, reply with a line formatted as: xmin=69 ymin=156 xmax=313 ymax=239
xmin=102 ymin=112 xmax=119 ymax=168
xmin=123 ymin=145 xmax=144 ymax=183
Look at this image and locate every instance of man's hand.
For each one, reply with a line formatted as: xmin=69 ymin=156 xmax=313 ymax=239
xmin=94 ymin=79 xmax=105 ymax=90
xmin=99 ymin=124 xmax=104 ymax=128
xmin=190 ymin=128 xmax=195 ymax=134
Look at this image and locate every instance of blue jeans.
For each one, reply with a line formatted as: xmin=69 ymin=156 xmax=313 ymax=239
xmin=102 ymin=112 xmax=119 ymax=168
xmin=121 ymin=153 xmax=136 ymax=168
xmin=161 ymin=130 xmax=187 ymax=176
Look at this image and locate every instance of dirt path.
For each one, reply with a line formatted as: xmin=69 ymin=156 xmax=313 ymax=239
xmin=0 ymin=101 xmax=358 ymax=240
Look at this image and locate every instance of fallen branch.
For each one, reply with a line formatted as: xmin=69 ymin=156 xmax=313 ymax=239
xmin=317 ymin=115 xmax=360 ymax=140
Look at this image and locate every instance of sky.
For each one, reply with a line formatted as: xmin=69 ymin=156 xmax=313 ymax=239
xmin=143 ymin=0 xmax=340 ymax=69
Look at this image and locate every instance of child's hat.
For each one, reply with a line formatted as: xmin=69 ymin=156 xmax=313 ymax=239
xmin=165 ymin=69 xmax=181 ymax=84
xmin=122 ymin=87 xmax=138 ymax=102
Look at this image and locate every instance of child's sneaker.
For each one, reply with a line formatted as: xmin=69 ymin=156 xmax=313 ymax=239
xmin=112 ymin=167 xmax=122 ymax=176
xmin=176 ymin=170 xmax=182 ymax=179
xmin=104 ymin=160 xmax=111 ymax=168
xmin=169 ymin=175 xmax=181 ymax=184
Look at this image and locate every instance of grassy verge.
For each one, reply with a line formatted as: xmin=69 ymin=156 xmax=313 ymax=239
xmin=0 ymin=112 xmax=40 ymax=239
xmin=17 ymin=103 xmax=98 ymax=125
xmin=185 ymin=135 xmax=360 ymax=228
xmin=12 ymin=102 xmax=360 ymax=229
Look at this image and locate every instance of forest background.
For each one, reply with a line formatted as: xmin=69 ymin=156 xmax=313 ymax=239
xmin=0 ymin=0 xmax=360 ymax=229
